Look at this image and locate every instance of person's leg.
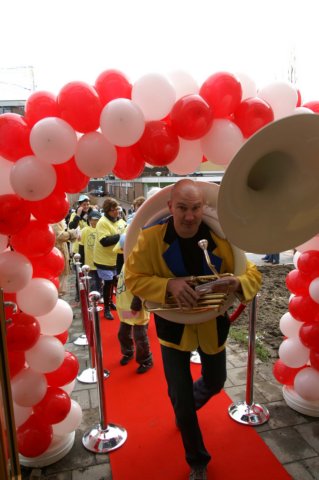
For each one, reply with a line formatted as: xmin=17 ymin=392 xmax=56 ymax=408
xmin=134 ymin=325 xmax=153 ymax=372
xmin=117 ymin=322 xmax=134 ymax=364
xmin=193 ymin=348 xmax=227 ymax=410
xmin=272 ymin=253 xmax=280 ymax=264
xmin=103 ymin=280 xmax=114 ymax=319
xmin=160 ymin=345 xmax=211 ymax=469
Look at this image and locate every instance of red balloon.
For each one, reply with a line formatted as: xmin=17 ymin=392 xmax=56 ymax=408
xmin=0 ymin=113 xmax=32 ymax=162
xmin=28 ymin=187 xmax=70 ymax=224
xmin=45 ymin=351 xmax=79 ymax=387
xmin=273 ymin=359 xmax=303 ymax=385
xmin=296 ymin=90 xmax=302 ymax=107
xmin=310 ymin=349 xmax=319 ymax=370
xmin=58 ymin=81 xmax=102 ymax=133
xmin=302 ymin=101 xmax=319 ymax=113
xmin=288 ymin=295 xmax=319 ymax=323
xmin=299 ymin=323 xmax=319 ymax=352
xmin=95 ymin=69 xmax=132 ymax=106
xmin=10 ymin=219 xmax=55 ymax=258
xmin=0 ymin=194 xmax=31 ymax=235
xmin=54 ymin=157 xmax=89 ymax=193
xmin=113 ymin=146 xmax=145 ymax=180
xmin=297 ymin=250 xmax=319 ymax=279
xmin=170 ymin=94 xmax=213 ymax=140
xmin=286 ymin=269 xmax=311 ymax=296
xmin=31 ymin=247 xmax=65 ymax=278
xmin=233 ymin=97 xmax=274 ymax=138
xmin=137 ymin=121 xmax=180 ymax=166
xmin=24 ymin=91 xmax=60 ymax=128
xmin=7 ymin=350 xmax=25 ymax=378
xmin=17 ymin=414 xmax=53 ymax=457
xmin=48 ymin=276 xmax=60 ymax=290
xmin=33 ymin=386 xmax=71 ymax=424
xmin=199 ymin=72 xmax=242 ymax=117
xmin=202 ymin=156 xmax=208 ymax=163
xmin=6 ymin=312 xmax=40 ymax=351
xmin=55 ymin=330 xmax=69 ymax=344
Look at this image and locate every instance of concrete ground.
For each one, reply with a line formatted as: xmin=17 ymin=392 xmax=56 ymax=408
xmin=21 ymin=251 xmax=319 ymax=480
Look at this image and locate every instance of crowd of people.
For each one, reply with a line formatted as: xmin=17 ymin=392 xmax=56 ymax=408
xmin=53 ymin=181 xmax=262 ymax=480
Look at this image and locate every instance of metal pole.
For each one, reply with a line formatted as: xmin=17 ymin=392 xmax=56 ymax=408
xmin=228 ymin=295 xmax=270 ymax=425
xmin=73 ymin=253 xmax=88 ymax=346
xmin=82 ymin=291 xmax=127 ymax=453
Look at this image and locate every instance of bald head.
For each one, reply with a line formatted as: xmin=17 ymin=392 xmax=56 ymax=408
xmin=168 ymin=179 xmax=204 ymax=238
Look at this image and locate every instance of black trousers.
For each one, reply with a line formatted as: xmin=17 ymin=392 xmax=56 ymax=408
xmin=118 ymin=323 xmax=152 ymax=365
xmin=160 ymin=345 xmax=227 ymax=469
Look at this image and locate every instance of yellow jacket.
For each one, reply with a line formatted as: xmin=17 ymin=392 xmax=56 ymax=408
xmin=125 ymin=218 xmax=261 ymax=354
xmin=94 ymin=216 xmax=126 ymax=267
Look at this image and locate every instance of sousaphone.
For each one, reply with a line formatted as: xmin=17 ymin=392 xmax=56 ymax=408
xmin=217 ymin=113 xmax=319 ymax=253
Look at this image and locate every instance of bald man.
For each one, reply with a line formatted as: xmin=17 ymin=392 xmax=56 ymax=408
xmin=125 ymin=179 xmax=261 ymax=480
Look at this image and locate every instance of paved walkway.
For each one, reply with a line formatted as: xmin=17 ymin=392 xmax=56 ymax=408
xmin=20 ymin=253 xmax=319 ymax=480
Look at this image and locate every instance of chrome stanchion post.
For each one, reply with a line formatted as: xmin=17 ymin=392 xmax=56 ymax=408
xmin=73 ymin=253 xmax=88 ymax=346
xmin=82 ymin=291 xmax=127 ymax=453
xmin=228 ymin=295 xmax=270 ymax=425
xmin=77 ymin=267 xmax=109 ymax=384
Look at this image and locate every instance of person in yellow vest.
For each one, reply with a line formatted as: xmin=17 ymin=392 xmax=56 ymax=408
xmin=68 ymin=194 xmax=93 ymax=302
xmin=125 ymin=179 xmax=261 ymax=480
xmin=93 ymin=197 xmax=126 ymax=320
xmin=78 ymin=210 xmax=103 ymax=295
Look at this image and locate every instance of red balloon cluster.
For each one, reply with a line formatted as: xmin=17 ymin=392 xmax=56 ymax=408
xmin=273 ymin=250 xmax=319 ymax=400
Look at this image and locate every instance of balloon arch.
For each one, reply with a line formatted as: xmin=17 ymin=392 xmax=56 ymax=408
xmin=1 ymin=69 xmax=319 ymax=460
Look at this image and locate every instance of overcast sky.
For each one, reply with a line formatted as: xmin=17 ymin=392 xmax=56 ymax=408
xmin=1 ymin=0 xmax=319 ymax=103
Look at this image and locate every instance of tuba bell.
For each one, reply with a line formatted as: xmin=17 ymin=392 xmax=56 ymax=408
xmin=217 ymin=113 xmax=319 ymax=254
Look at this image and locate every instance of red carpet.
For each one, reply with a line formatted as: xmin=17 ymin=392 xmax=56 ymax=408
xmin=101 ymin=312 xmax=291 ymax=480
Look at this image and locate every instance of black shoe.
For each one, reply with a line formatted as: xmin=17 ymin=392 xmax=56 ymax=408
xmin=136 ymin=361 xmax=153 ymax=374
xmin=261 ymin=256 xmax=269 ymax=261
xmin=120 ymin=355 xmax=133 ymax=366
xmin=109 ymin=301 xmax=117 ymax=310
xmin=104 ymin=308 xmax=114 ymax=320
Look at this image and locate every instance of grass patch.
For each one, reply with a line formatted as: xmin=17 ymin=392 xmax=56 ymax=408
xmin=229 ymin=328 xmax=270 ymax=362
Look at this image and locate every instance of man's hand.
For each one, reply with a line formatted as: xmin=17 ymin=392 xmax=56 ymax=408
xmin=76 ymin=206 xmax=83 ymax=216
xmin=166 ymin=278 xmax=200 ymax=309
xmin=209 ymin=276 xmax=242 ymax=295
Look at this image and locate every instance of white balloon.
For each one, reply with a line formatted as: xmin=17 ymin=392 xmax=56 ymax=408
xmin=279 ymin=337 xmax=309 ymax=368
xmin=100 ymin=98 xmax=145 ymax=147
xmin=309 ymin=277 xmax=319 ymax=304
xmin=279 ymin=312 xmax=301 ymax=338
xmin=13 ymin=402 xmax=32 ymax=428
xmin=296 ymin=234 xmax=319 ymax=253
xmin=36 ymin=298 xmax=73 ymax=335
xmin=167 ymin=70 xmax=199 ymax=100
xmin=17 ymin=278 xmax=58 ymax=316
xmin=201 ymin=119 xmax=244 ymax=166
xmin=0 ymin=234 xmax=8 ymax=252
xmin=169 ymin=139 xmax=202 ymax=175
xmin=10 ymin=155 xmax=57 ymax=201
xmin=292 ymin=107 xmax=314 ymax=115
xmin=75 ymin=131 xmax=117 ymax=178
xmin=60 ymin=379 xmax=76 ymax=395
xmin=132 ymin=73 xmax=176 ymax=120
xmin=52 ymin=400 xmax=82 ymax=435
xmin=0 ymin=251 xmax=33 ymax=293
xmin=294 ymin=367 xmax=319 ymax=401
xmin=25 ymin=335 xmax=65 ymax=373
xmin=293 ymin=250 xmax=301 ymax=269
xmin=257 ymin=81 xmax=298 ymax=120
xmin=235 ymin=72 xmax=257 ymax=100
xmin=30 ymin=117 xmax=77 ymax=164
xmin=0 ymin=156 xmax=15 ymax=194
xmin=11 ymin=368 xmax=47 ymax=407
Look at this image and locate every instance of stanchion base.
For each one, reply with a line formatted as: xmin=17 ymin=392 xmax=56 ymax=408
xmin=73 ymin=334 xmax=88 ymax=346
xmin=283 ymin=386 xmax=319 ymax=417
xmin=77 ymin=368 xmax=110 ymax=383
xmin=190 ymin=350 xmax=201 ymax=364
xmin=228 ymin=401 xmax=270 ymax=425
xmin=82 ymin=423 xmax=127 ymax=453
